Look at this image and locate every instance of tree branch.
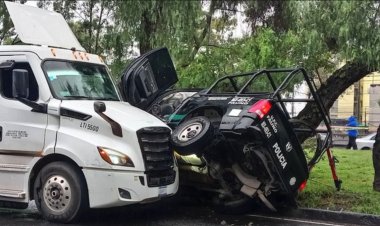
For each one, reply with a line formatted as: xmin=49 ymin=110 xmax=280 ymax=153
xmin=202 ymin=43 xmax=232 ymax=49
xmin=94 ymin=0 xmax=105 ymax=54
xmin=88 ymin=0 xmax=94 ymax=52
xmin=296 ymin=61 xmax=373 ymax=142
xmin=370 ymin=3 xmax=380 ymax=27
xmin=181 ymin=0 xmax=217 ymax=68
xmin=74 ymin=10 xmax=85 ymax=20
xmin=216 ymin=7 xmax=244 ymax=13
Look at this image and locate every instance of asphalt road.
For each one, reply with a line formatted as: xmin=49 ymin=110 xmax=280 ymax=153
xmin=0 ymin=196 xmax=360 ymax=226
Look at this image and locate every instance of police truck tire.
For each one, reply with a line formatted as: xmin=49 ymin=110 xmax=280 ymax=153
xmin=171 ymin=116 xmax=214 ymax=155
xmin=33 ymin=161 xmax=88 ymax=223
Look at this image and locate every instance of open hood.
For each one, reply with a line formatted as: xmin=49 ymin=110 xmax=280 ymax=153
xmin=120 ymin=47 xmax=178 ymax=110
xmin=5 ymin=1 xmax=85 ymax=51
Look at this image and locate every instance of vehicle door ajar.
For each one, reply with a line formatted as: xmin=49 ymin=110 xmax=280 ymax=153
xmin=120 ymin=47 xmax=178 ymax=111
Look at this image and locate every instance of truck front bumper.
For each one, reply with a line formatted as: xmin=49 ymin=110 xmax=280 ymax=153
xmin=82 ymin=167 xmax=179 ymax=208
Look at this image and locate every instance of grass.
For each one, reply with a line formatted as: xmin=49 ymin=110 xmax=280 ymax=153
xmin=297 ymin=148 xmax=380 ymax=215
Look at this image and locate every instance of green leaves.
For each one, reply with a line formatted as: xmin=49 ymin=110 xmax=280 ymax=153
xmin=1 ymin=0 xmax=379 ymax=87
xmin=177 ymin=27 xmax=305 ymax=88
xmin=291 ymin=1 xmax=380 ymax=71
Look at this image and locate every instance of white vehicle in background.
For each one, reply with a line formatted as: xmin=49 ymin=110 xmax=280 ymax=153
xmin=356 ymin=133 xmax=376 ymax=150
xmin=0 ymin=2 xmax=178 ymax=223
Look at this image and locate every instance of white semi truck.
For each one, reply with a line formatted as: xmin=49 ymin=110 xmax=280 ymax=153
xmin=0 ymin=2 xmax=178 ymax=223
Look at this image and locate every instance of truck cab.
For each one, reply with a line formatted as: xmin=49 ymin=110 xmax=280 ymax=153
xmin=0 ymin=2 xmax=178 ymax=223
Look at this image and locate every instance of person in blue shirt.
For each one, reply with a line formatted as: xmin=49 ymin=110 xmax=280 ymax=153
xmin=346 ymin=115 xmax=358 ymax=150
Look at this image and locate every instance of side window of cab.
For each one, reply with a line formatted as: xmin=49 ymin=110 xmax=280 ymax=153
xmin=0 ymin=62 xmax=39 ymax=101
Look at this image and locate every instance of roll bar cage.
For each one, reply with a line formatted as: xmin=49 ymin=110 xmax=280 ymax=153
xmin=204 ymin=68 xmax=332 ymax=167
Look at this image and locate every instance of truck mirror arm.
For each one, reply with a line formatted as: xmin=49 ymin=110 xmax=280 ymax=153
xmin=16 ymin=97 xmax=47 ymax=113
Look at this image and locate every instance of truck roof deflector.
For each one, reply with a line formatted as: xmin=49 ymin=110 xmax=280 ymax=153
xmin=4 ymin=1 xmax=85 ymax=51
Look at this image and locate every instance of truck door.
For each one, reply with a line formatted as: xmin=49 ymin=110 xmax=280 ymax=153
xmin=120 ymin=47 xmax=178 ymax=111
xmin=0 ymin=56 xmax=47 ymax=200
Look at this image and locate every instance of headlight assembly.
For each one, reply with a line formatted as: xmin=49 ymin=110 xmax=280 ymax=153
xmin=97 ymin=147 xmax=134 ymax=167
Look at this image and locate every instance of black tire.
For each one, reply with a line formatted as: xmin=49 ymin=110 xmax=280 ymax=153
xmin=33 ymin=161 xmax=88 ymax=223
xmin=171 ymin=116 xmax=214 ymax=155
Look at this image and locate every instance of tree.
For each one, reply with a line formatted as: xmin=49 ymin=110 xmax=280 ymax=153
xmin=108 ymin=0 xmax=202 ymax=77
xmin=0 ymin=0 xmax=27 ymax=45
xmin=0 ymin=1 xmax=14 ymax=45
xmin=2 ymin=1 xmax=378 ymax=132
xmin=244 ymin=0 xmax=290 ymax=34
xmin=37 ymin=0 xmax=114 ymax=56
xmin=278 ymin=1 xmax=380 ymax=190
xmin=114 ymin=1 xmax=202 ymax=56
xmin=283 ymin=1 xmax=379 ymax=131
xmin=112 ymin=0 xmax=243 ymax=78
xmin=238 ymin=1 xmax=380 ymax=130
xmin=37 ymin=0 xmax=76 ymax=20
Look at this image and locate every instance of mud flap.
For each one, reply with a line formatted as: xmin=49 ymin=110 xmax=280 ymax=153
xmin=33 ymin=172 xmax=43 ymax=211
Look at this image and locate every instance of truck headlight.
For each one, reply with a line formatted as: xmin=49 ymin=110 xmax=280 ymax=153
xmin=97 ymin=147 xmax=134 ymax=167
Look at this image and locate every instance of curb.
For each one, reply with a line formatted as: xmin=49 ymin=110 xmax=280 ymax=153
xmin=266 ymin=208 xmax=380 ymax=226
xmin=175 ymin=191 xmax=380 ymax=225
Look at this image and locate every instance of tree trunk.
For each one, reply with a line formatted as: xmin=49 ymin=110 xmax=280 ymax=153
xmin=180 ymin=0 xmax=216 ymax=68
xmin=88 ymin=0 xmax=94 ymax=53
xmin=139 ymin=1 xmax=164 ymax=54
xmin=296 ymin=61 xmax=372 ymax=141
xmin=139 ymin=11 xmax=152 ymax=55
xmin=94 ymin=1 xmax=105 ymax=55
xmin=295 ymin=61 xmax=380 ymax=191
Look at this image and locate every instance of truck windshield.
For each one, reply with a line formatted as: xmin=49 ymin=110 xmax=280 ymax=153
xmin=43 ymin=61 xmax=119 ymax=101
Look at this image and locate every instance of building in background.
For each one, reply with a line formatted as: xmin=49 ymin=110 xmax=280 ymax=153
xmin=330 ymin=72 xmax=380 ymax=132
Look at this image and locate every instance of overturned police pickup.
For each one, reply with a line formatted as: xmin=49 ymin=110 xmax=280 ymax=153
xmin=121 ymin=48 xmax=333 ymax=212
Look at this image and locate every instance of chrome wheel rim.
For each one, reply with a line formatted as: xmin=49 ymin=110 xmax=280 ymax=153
xmin=178 ymin=122 xmax=203 ymax=142
xmin=43 ymin=175 xmax=72 ymax=212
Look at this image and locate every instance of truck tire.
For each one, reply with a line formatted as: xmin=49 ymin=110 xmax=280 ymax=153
xmin=33 ymin=161 xmax=88 ymax=223
xmin=171 ymin=116 xmax=214 ymax=155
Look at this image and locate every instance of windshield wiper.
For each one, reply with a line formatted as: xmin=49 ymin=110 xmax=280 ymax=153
xmin=95 ymin=97 xmax=119 ymax=101
xmin=63 ymin=96 xmax=119 ymax=101
xmin=64 ymin=95 xmax=92 ymax=100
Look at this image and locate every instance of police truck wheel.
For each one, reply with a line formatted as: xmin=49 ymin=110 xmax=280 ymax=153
xmin=171 ymin=116 xmax=214 ymax=155
xmin=33 ymin=162 xmax=88 ymax=223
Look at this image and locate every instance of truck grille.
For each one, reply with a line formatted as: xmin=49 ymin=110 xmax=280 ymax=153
xmin=137 ymin=127 xmax=176 ymax=187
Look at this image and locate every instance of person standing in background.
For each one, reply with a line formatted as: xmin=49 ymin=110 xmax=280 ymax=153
xmin=346 ymin=115 xmax=358 ymax=150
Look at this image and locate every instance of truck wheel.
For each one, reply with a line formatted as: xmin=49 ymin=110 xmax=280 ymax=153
xmin=33 ymin=161 xmax=88 ymax=223
xmin=171 ymin=116 xmax=214 ymax=155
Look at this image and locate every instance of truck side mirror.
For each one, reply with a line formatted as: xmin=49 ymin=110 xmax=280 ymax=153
xmin=0 ymin=60 xmax=15 ymax=69
xmin=94 ymin=101 xmax=106 ymax=113
xmin=12 ymin=69 xmax=29 ymax=99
